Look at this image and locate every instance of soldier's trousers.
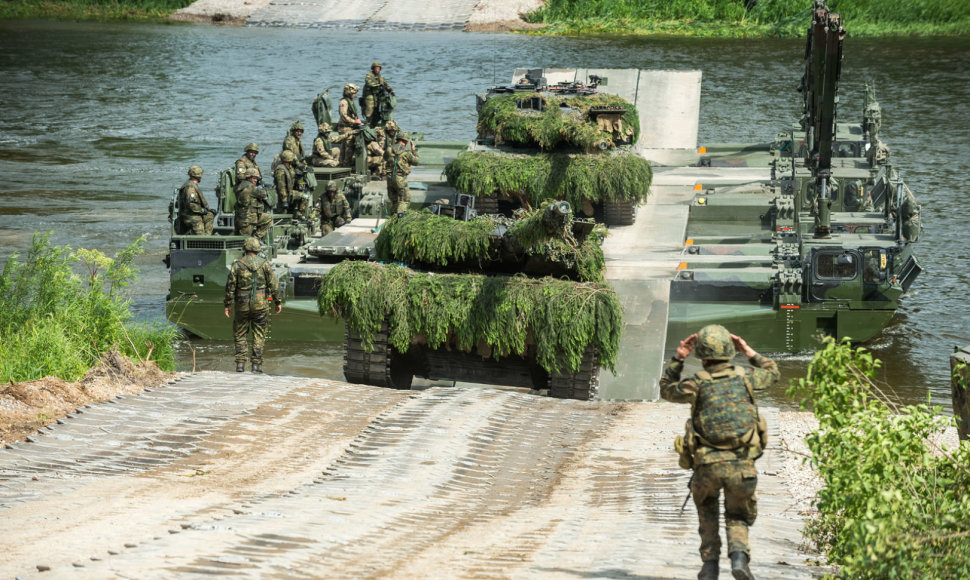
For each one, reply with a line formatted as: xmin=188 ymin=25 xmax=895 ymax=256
xmin=183 ymin=212 xmax=214 ymax=235
xmin=387 ymin=176 xmax=409 ymax=214
xmin=692 ymin=459 xmax=758 ymax=561
xmin=236 ymin=213 xmax=272 ymax=240
xmin=233 ymin=308 xmax=270 ymax=365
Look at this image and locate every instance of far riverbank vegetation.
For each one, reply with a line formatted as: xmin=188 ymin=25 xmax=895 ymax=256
xmin=790 ymin=338 xmax=970 ymax=577
xmin=0 ymin=0 xmax=194 ymax=23
xmin=525 ymin=0 xmax=970 ymax=38
xmin=0 ymin=234 xmax=177 ymax=382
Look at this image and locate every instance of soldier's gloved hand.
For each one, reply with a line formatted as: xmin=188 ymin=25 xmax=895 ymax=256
xmin=334 ymin=218 xmax=346 ymax=228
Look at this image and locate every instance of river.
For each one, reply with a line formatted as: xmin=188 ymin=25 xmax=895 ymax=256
xmin=1 ymin=20 xmax=968 ymax=410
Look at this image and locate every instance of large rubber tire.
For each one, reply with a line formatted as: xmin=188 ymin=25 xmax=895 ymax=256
xmin=343 ymin=323 xmax=412 ymax=390
xmin=474 ymin=196 xmax=500 ymax=215
xmin=603 ymin=199 xmax=637 ymax=226
xmin=547 ymin=346 xmax=599 ymax=401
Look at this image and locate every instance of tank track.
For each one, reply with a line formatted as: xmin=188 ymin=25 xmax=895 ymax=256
xmin=547 ymin=345 xmax=599 ymax=401
xmin=603 ymin=199 xmax=637 ymax=226
xmin=344 ymin=323 xmax=412 ymax=390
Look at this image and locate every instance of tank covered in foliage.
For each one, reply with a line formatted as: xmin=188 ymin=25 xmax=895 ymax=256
xmin=319 ymin=202 xmax=621 ymax=400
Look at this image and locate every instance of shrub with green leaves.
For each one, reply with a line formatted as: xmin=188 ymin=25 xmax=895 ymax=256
xmin=478 ymin=92 xmax=639 ymax=150
xmin=788 ymin=338 xmax=970 ymax=578
xmin=444 ymin=150 xmax=651 ymax=208
xmin=0 ymin=234 xmax=177 ymax=382
xmin=318 ymin=261 xmax=621 ymax=374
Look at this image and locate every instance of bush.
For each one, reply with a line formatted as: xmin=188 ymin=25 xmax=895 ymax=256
xmin=0 ymin=234 xmax=177 ymax=382
xmin=788 ymin=338 xmax=970 ymax=578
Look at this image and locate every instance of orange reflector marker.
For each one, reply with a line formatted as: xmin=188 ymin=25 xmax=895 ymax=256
xmin=685 ymin=239 xmax=694 ymax=246
xmin=693 ymin=183 xmax=703 ymax=191
xmin=677 ymin=262 xmax=688 ymax=270
xmin=698 ymin=146 xmax=707 ymax=154
xmin=780 ymin=305 xmax=800 ymax=309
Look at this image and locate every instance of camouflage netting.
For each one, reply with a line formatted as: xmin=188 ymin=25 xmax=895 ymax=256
xmin=318 ymin=261 xmax=622 ymax=374
xmin=444 ymin=150 xmax=652 ymax=208
xmin=373 ymin=207 xmax=607 ymax=282
xmin=478 ymin=92 xmax=640 ymax=151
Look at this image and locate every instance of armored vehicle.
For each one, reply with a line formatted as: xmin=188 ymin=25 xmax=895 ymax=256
xmin=319 ymin=203 xmax=621 ymax=400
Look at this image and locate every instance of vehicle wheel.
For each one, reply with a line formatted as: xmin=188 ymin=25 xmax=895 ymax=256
xmin=547 ymin=346 xmax=599 ymax=401
xmin=603 ymin=199 xmax=637 ymax=226
xmin=474 ymin=196 xmax=499 ymax=215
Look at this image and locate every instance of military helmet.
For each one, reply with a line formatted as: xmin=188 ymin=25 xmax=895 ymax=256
xmin=375 ymin=127 xmax=385 ymax=136
xmin=371 ymin=61 xmax=382 ymax=69
xmin=188 ymin=165 xmax=203 ymax=178
xmin=326 ymin=180 xmax=338 ymax=191
xmin=244 ymin=168 xmax=260 ymax=179
xmin=281 ymin=150 xmax=296 ymax=162
xmin=384 ymin=120 xmax=399 ymax=133
xmin=397 ymin=132 xmax=409 ymax=142
xmin=343 ymin=83 xmax=359 ymax=95
xmin=318 ymin=122 xmax=331 ymax=133
xmin=290 ymin=121 xmax=304 ymax=132
xmin=243 ymin=237 xmax=261 ymax=253
xmin=244 ymin=142 xmax=259 ymax=153
xmin=694 ymin=324 xmax=736 ymax=361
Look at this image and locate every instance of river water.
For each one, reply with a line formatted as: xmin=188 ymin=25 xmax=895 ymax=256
xmin=1 ymin=20 xmax=968 ymax=409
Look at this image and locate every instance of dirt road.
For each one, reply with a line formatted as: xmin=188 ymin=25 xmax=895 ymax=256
xmin=0 ymin=373 xmax=820 ymax=578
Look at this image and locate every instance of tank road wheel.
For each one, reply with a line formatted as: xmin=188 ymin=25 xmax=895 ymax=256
xmin=474 ymin=196 xmax=499 ymax=215
xmin=343 ymin=323 xmax=413 ymax=390
xmin=547 ymin=346 xmax=599 ymax=401
xmin=603 ymin=199 xmax=637 ymax=226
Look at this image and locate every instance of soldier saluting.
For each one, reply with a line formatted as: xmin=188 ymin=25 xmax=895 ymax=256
xmin=660 ymin=324 xmax=779 ymax=580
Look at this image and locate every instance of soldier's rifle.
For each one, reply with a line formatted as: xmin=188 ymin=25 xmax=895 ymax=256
xmin=680 ymin=473 xmax=695 ymax=514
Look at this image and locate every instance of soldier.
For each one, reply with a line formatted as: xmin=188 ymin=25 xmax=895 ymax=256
xmin=177 ymin=165 xmax=214 ymax=235
xmin=310 ymin=123 xmax=341 ymax=168
xmin=235 ymin=142 xmax=261 ymax=184
xmin=337 ymin=84 xmax=364 ymax=167
xmin=274 ymin=150 xmax=297 ymax=213
xmin=384 ymin=120 xmax=400 ymax=144
xmin=224 ymin=237 xmax=281 ymax=374
xmin=234 ymin=168 xmax=271 ymax=239
xmin=319 ymin=180 xmax=352 ymax=236
xmin=659 ymin=325 xmax=779 ymax=580
xmin=384 ymin=131 xmax=418 ymax=214
xmin=282 ymin=121 xmax=307 ymax=168
xmin=366 ymin=127 xmax=386 ymax=180
xmin=363 ymin=61 xmax=389 ymax=125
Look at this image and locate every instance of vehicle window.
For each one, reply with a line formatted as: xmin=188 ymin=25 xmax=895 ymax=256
xmin=816 ymin=252 xmax=858 ymax=279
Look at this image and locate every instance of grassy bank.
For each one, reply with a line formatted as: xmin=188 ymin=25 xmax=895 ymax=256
xmin=0 ymin=0 xmax=194 ymax=23
xmin=0 ymin=234 xmax=177 ymax=383
xmin=524 ymin=0 xmax=970 ymax=38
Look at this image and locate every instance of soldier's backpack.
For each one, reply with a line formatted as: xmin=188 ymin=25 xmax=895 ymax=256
xmin=692 ymin=366 xmax=766 ymax=452
xmin=312 ymin=90 xmax=332 ymax=127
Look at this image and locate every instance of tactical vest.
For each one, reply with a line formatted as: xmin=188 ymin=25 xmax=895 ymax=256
xmin=692 ymin=366 xmax=761 ymax=451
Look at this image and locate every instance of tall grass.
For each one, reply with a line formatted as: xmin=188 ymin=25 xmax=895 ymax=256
xmin=525 ymin=0 xmax=970 ymax=38
xmin=0 ymin=234 xmax=177 ymax=383
xmin=0 ymin=0 xmax=195 ymax=23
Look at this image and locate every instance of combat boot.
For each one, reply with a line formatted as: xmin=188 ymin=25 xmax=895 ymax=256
xmin=698 ymin=560 xmax=718 ymax=580
xmin=236 ymin=361 xmax=245 ymax=373
xmin=251 ymin=363 xmax=263 ymax=374
xmin=730 ymin=552 xmax=753 ymax=580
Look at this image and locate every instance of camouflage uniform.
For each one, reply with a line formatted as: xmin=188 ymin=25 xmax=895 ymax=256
xmin=178 ymin=177 xmax=213 ymax=235
xmin=385 ymin=137 xmax=418 ymax=214
xmin=310 ymin=124 xmax=340 ymax=168
xmin=282 ymin=133 xmax=306 ymax=168
xmin=320 ymin=189 xmax=352 ymax=236
xmin=337 ymin=86 xmax=362 ymax=167
xmin=660 ymin=347 xmax=779 ymax=566
xmin=366 ymin=134 xmax=385 ymax=178
xmin=235 ymin=143 xmax=261 ymax=183
xmin=224 ymin=252 xmax=280 ymax=366
xmin=234 ymin=176 xmax=271 ymax=239
xmin=274 ymin=161 xmax=296 ymax=213
xmin=363 ymin=68 xmax=386 ymax=122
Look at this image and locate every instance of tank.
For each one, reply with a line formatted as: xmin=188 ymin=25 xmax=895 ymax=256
xmin=444 ymin=70 xmax=652 ymax=225
xmin=318 ymin=202 xmax=621 ymax=400
xmin=665 ymin=0 xmax=922 ymax=352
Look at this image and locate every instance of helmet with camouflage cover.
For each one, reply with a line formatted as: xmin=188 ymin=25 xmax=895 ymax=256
xmin=375 ymin=127 xmax=385 ymax=137
xmin=290 ymin=121 xmax=304 ymax=133
xmin=318 ymin=122 xmax=331 ymax=133
xmin=281 ymin=150 xmax=296 ymax=162
xmin=694 ymin=324 xmax=736 ymax=361
xmin=396 ymin=132 xmax=409 ymax=142
xmin=244 ymin=168 xmax=260 ymax=179
xmin=384 ymin=120 xmax=399 ymax=133
xmin=243 ymin=237 xmax=261 ymax=253
xmin=244 ymin=142 xmax=259 ymax=153
xmin=343 ymin=83 xmax=359 ymax=96
xmin=371 ymin=61 xmax=382 ymax=69
xmin=326 ymin=180 xmax=338 ymax=192
xmin=188 ymin=165 xmax=203 ymax=178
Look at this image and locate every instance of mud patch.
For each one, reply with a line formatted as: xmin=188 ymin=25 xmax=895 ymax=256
xmin=0 ymin=351 xmax=174 ymax=446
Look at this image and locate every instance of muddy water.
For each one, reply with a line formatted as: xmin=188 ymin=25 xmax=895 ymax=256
xmin=1 ymin=20 xmax=968 ymax=409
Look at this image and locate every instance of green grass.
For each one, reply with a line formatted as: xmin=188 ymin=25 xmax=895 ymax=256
xmin=524 ymin=0 xmax=970 ymax=38
xmin=0 ymin=234 xmax=177 ymax=383
xmin=0 ymin=0 xmax=195 ymax=23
